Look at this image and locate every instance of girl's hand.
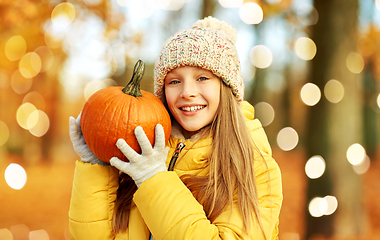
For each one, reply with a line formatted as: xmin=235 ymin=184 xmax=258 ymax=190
xmin=69 ymin=114 xmax=109 ymax=166
xmin=110 ymin=124 xmax=169 ymax=188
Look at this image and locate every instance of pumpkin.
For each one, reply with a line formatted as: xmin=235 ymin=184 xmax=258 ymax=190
xmin=80 ymin=59 xmax=171 ymax=163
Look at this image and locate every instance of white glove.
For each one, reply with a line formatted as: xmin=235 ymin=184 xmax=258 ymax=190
xmin=69 ymin=114 xmax=109 ymax=166
xmin=110 ymin=124 xmax=169 ymax=188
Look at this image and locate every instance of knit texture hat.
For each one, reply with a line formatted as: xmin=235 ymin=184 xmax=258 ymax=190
xmin=154 ymin=16 xmax=244 ymax=103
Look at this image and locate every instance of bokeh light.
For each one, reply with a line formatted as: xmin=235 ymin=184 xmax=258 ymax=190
xmin=10 ymin=224 xmax=29 ymax=240
xmin=309 ymin=195 xmax=338 ymax=217
xmin=309 ymin=197 xmax=328 ymax=217
xmin=51 ymin=2 xmax=76 ymax=27
xmin=353 ymin=155 xmax=370 ymax=174
xmin=242 ymin=62 xmax=256 ymax=83
xmin=44 ymin=24 xmax=65 ymax=49
xmin=131 ymin=0 xmax=187 ymax=11
xmin=128 ymin=0 xmax=155 ymax=18
xmin=19 ymin=52 xmax=42 ymax=78
xmin=277 ymin=127 xmax=299 ymax=151
xmin=16 ymin=103 xmax=37 ymax=130
xmin=11 ymin=70 xmax=33 ymax=94
xmin=0 ymin=121 xmax=10 ymax=146
xmin=323 ymin=195 xmax=338 ymax=215
xmin=29 ymin=229 xmax=50 ymax=240
xmin=346 ymin=143 xmax=366 ymax=166
xmin=84 ymin=78 xmax=117 ymax=100
xmin=85 ymin=40 xmax=113 ymax=64
xmin=295 ymin=37 xmax=317 ymax=61
xmin=28 ymin=110 xmax=50 ymax=137
xmin=219 ymin=0 xmax=242 ymax=8
xmin=163 ymin=0 xmax=186 ymax=11
xmin=346 ymin=52 xmax=364 ymax=74
xmin=296 ymin=3 xmax=319 ymax=26
xmin=5 ymin=35 xmax=27 ymax=61
xmin=23 ymin=91 xmax=46 ymax=111
xmin=250 ymin=45 xmax=273 ymax=69
xmin=254 ymin=102 xmax=275 ymax=127
xmin=116 ymin=0 xmax=131 ymax=7
xmin=305 ymin=155 xmax=326 ymax=179
xmin=0 ymin=70 xmax=9 ymax=89
xmin=0 ymin=228 xmax=13 ymax=240
xmin=239 ymin=3 xmax=263 ymax=24
xmin=324 ymin=79 xmax=344 ymax=103
xmin=300 ymin=83 xmax=321 ymax=106
xmin=84 ymin=81 xmax=107 ymax=100
xmin=85 ymin=0 xmax=103 ymax=5
xmin=34 ymin=46 xmax=55 ymax=72
xmin=376 ymin=93 xmax=380 ymax=109
xmin=65 ymin=20 xmax=87 ymax=48
xmin=5 ymin=163 xmax=27 ymax=190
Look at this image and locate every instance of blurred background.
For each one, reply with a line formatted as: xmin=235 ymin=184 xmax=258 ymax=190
xmin=0 ymin=0 xmax=379 ymax=239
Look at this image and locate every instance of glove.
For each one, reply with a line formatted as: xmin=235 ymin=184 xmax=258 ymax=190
xmin=69 ymin=114 xmax=109 ymax=166
xmin=110 ymin=124 xmax=169 ymax=188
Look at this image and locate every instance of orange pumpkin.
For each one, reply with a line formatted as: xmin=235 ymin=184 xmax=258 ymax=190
xmin=80 ymin=60 xmax=171 ymax=163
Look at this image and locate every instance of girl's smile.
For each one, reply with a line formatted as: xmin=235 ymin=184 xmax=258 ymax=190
xmin=180 ymin=105 xmax=206 ymax=112
xmin=179 ymin=105 xmax=206 ymax=117
xmin=164 ymin=66 xmax=221 ymax=134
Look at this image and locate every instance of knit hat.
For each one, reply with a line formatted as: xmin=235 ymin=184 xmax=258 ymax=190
xmin=154 ymin=16 xmax=244 ymax=103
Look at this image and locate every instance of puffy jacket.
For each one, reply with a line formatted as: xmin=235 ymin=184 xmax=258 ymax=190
xmin=69 ymin=101 xmax=283 ymax=240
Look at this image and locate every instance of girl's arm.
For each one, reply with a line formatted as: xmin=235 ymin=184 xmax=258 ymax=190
xmin=69 ymin=161 xmax=119 ymax=240
xmin=253 ymin=154 xmax=283 ymax=239
xmin=68 ymin=115 xmax=120 ymax=239
xmin=134 ymin=154 xmax=282 ymax=240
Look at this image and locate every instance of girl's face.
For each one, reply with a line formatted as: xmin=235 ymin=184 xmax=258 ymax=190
xmin=164 ymin=66 xmax=221 ymax=134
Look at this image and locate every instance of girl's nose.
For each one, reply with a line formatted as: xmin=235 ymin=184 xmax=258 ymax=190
xmin=180 ymin=81 xmax=198 ymax=99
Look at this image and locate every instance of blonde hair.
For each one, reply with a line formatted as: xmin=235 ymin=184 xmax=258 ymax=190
xmin=112 ymin=173 xmax=136 ymax=233
xmin=113 ymin=83 xmax=266 ymax=237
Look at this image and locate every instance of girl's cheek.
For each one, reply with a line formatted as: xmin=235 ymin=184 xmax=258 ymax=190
xmin=165 ymin=95 xmax=175 ymax=112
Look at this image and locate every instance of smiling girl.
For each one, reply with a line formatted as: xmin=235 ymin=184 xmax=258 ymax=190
xmin=164 ymin=66 xmax=221 ymax=137
xmin=69 ymin=16 xmax=282 ymax=240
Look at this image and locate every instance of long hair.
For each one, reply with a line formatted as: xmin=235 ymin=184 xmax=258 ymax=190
xmin=181 ymin=82 xmax=266 ymax=236
xmin=112 ymin=173 xmax=137 ymax=233
xmin=113 ymin=82 xmax=266 ymax=236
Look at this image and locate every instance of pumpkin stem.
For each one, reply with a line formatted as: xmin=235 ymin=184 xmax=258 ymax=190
xmin=122 ymin=59 xmax=145 ymax=97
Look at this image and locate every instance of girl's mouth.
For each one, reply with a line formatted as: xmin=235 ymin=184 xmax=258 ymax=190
xmin=180 ymin=105 xmax=206 ymax=112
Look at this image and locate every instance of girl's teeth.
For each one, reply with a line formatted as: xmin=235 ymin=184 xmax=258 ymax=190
xmin=182 ymin=106 xmax=204 ymax=112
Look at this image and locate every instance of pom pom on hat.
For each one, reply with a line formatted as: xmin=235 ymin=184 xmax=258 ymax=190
xmin=193 ymin=16 xmax=237 ymax=44
xmin=154 ymin=16 xmax=244 ymax=103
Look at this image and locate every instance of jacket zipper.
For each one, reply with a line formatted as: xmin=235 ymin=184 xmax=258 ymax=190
xmin=167 ymin=141 xmax=186 ymax=171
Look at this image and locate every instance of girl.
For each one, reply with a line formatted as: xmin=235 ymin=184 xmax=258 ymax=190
xmin=69 ymin=17 xmax=282 ymax=239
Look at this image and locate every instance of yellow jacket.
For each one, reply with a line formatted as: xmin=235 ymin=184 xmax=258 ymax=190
xmin=69 ymin=101 xmax=283 ymax=240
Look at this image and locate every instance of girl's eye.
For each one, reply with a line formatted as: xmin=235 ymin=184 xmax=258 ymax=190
xmin=198 ymin=76 xmax=208 ymax=81
xmin=168 ymin=79 xmax=180 ymax=84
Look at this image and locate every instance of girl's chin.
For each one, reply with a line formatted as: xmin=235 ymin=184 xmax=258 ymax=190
xmin=180 ymin=124 xmax=212 ymax=139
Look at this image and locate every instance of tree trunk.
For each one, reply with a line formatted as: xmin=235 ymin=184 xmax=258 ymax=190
xmin=306 ymin=0 xmax=367 ymax=238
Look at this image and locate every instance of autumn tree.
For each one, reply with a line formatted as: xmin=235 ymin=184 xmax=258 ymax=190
xmin=306 ymin=0 xmax=367 ymax=238
xmin=0 ymin=0 xmax=129 ymax=162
